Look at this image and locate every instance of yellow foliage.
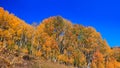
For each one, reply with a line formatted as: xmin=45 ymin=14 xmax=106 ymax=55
xmin=106 ymin=62 xmax=114 ymax=68
xmin=36 ymin=51 xmax=42 ymax=57
xmin=57 ymin=54 xmax=67 ymax=62
xmin=0 ymin=7 xmax=119 ymax=68
xmin=116 ymin=62 xmax=120 ymax=68
xmin=7 ymin=40 xmax=13 ymax=45
xmin=91 ymin=62 xmax=97 ymax=68
xmin=22 ymin=48 xmax=28 ymax=54
xmin=97 ymin=62 xmax=104 ymax=68
xmin=46 ymin=47 xmax=51 ymax=52
xmin=14 ymin=45 xmax=18 ymax=50
xmin=0 ymin=42 xmax=3 ymax=46
xmin=67 ymin=58 xmax=74 ymax=64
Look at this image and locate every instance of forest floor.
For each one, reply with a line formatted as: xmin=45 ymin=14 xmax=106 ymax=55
xmin=0 ymin=48 xmax=74 ymax=68
xmin=1 ymin=47 xmax=120 ymax=68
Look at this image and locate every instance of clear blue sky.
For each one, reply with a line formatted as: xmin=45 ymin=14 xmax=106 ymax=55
xmin=0 ymin=0 xmax=120 ymax=47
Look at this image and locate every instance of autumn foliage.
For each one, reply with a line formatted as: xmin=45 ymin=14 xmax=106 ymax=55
xmin=0 ymin=7 xmax=120 ymax=68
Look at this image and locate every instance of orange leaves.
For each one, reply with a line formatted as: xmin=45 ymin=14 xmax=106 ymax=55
xmin=37 ymin=23 xmax=45 ymax=33
xmin=7 ymin=40 xmax=14 ymax=46
xmin=105 ymin=56 xmax=119 ymax=68
xmin=116 ymin=62 xmax=120 ymax=68
xmin=0 ymin=41 xmax=2 ymax=44
xmin=92 ymin=43 xmax=98 ymax=47
xmin=91 ymin=62 xmax=97 ymax=68
xmin=44 ymin=38 xmax=52 ymax=47
xmin=0 ymin=8 xmax=119 ymax=68
xmin=21 ymin=48 xmax=28 ymax=54
xmin=17 ymin=29 xmax=22 ymax=36
xmin=106 ymin=61 xmax=115 ymax=68
xmin=91 ymin=50 xmax=105 ymax=68
xmin=112 ymin=47 xmax=120 ymax=62
xmin=14 ymin=45 xmax=18 ymax=50
xmin=67 ymin=58 xmax=74 ymax=64
xmin=42 ymin=36 xmax=58 ymax=59
xmin=93 ymin=50 xmax=104 ymax=62
xmin=44 ymin=36 xmax=58 ymax=49
xmin=57 ymin=54 xmax=68 ymax=63
xmin=0 ymin=7 xmax=4 ymax=12
xmin=46 ymin=47 xmax=51 ymax=52
xmin=3 ymin=30 xmax=11 ymax=38
xmin=35 ymin=51 xmax=42 ymax=57
xmin=0 ymin=7 xmax=5 ymax=19
xmin=67 ymin=46 xmax=73 ymax=51
xmin=49 ymin=26 xmax=54 ymax=31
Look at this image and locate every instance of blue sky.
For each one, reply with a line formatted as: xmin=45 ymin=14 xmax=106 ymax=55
xmin=0 ymin=0 xmax=120 ymax=47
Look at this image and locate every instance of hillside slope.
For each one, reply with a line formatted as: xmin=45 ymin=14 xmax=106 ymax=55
xmin=0 ymin=7 xmax=120 ymax=68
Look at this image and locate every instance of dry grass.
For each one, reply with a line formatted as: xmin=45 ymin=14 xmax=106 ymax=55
xmin=39 ymin=60 xmax=74 ymax=68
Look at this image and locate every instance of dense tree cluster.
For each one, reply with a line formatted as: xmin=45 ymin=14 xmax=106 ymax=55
xmin=0 ymin=7 xmax=120 ymax=68
xmin=113 ymin=47 xmax=120 ymax=62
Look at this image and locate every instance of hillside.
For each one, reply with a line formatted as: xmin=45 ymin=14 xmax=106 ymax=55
xmin=0 ymin=7 xmax=120 ymax=68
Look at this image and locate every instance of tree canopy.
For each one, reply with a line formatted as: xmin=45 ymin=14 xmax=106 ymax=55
xmin=0 ymin=7 xmax=120 ymax=68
